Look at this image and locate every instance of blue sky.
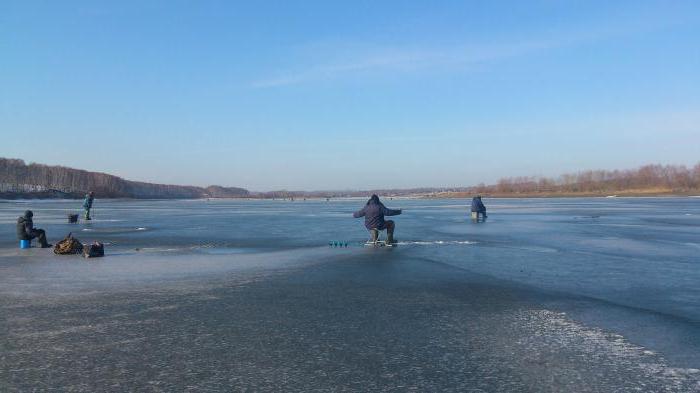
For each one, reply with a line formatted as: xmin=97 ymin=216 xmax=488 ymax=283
xmin=1 ymin=0 xmax=699 ymax=190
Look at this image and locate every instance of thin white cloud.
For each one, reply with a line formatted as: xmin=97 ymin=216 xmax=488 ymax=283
xmin=251 ymin=40 xmax=561 ymax=88
xmin=251 ymin=10 xmax=694 ymax=89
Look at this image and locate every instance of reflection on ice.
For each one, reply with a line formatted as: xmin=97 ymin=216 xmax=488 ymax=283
xmin=0 ymin=246 xmax=334 ymax=297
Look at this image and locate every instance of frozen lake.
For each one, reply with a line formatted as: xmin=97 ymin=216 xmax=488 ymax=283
xmin=1 ymin=197 xmax=699 ymax=391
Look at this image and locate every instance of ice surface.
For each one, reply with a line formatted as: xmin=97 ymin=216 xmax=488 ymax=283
xmin=1 ymin=197 xmax=700 ymax=391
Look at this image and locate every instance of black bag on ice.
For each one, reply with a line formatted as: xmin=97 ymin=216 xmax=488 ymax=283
xmin=83 ymin=242 xmax=104 ymax=258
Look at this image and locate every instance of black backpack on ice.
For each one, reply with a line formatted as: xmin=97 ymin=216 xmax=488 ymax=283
xmin=83 ymin=242 xmax=105 ymax=258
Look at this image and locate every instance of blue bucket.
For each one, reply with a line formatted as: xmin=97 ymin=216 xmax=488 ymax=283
xmin=20 ymin=239 xmax=31 ymax=249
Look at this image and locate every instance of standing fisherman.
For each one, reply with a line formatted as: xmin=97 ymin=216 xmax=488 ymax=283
xmin=83 ymin=191 xmax=95 ymax=220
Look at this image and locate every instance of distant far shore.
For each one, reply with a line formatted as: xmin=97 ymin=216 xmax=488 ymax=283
xmin=4 ymin=158 xmax=699 ymax=201
xmin=2 ymin=189 xmax=699 ymax=201
xmin=0 ymin=190 xmax=85 ymax=200
xmin=427 ymin=189 xmax=700 ymax=199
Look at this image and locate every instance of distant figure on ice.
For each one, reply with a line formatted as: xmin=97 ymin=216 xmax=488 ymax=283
xmin=17 ymin=210 xmax=52 ymax=248
xmin=83 ymin=191 xmax=95 ymax=220
xmin=353 ymin=194 xmax=402 ymax=244
xmin=470 ymin=196 xmax=487 ymax=222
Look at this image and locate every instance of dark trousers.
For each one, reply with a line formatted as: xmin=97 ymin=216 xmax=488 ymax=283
xmin=29 ymin=229 xmax=49 ymax=247
xmin=370 ymin=220 xmax=396 ymax=241
xmin=385 ymin=220 xmax=395 ymax=235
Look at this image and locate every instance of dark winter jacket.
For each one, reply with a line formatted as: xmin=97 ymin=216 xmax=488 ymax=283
xmin=353 ymin=196 xmax=401 ymax=230
xmin=16 ymin=212 xmax=34 ymax=240
xmin=470 ymin=197 xmax=486 ymax=213
xmin=83 ymin=195 xmax=94 ymax=209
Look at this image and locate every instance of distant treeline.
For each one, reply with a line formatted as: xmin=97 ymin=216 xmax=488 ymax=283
xmin=462 ymin=164 xmax=700 ymax=196
xmin=2 ymin=158 xmax=698 ymax=200
xmin=255 ymin=164 xmax=700 ymax=199
xmin=249 ymin=188 xmax=442 ymax=199
xmin=0 ymin=158 xmax=249 ymax=199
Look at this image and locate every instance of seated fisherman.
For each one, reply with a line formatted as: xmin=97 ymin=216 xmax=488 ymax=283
xmin=353 ymin=194 xmax=402 ymax=243
xmin=17 ymin=210 xmax=52 ymax=248
xmin=470 ymin=196 xmax=487 ymax=220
